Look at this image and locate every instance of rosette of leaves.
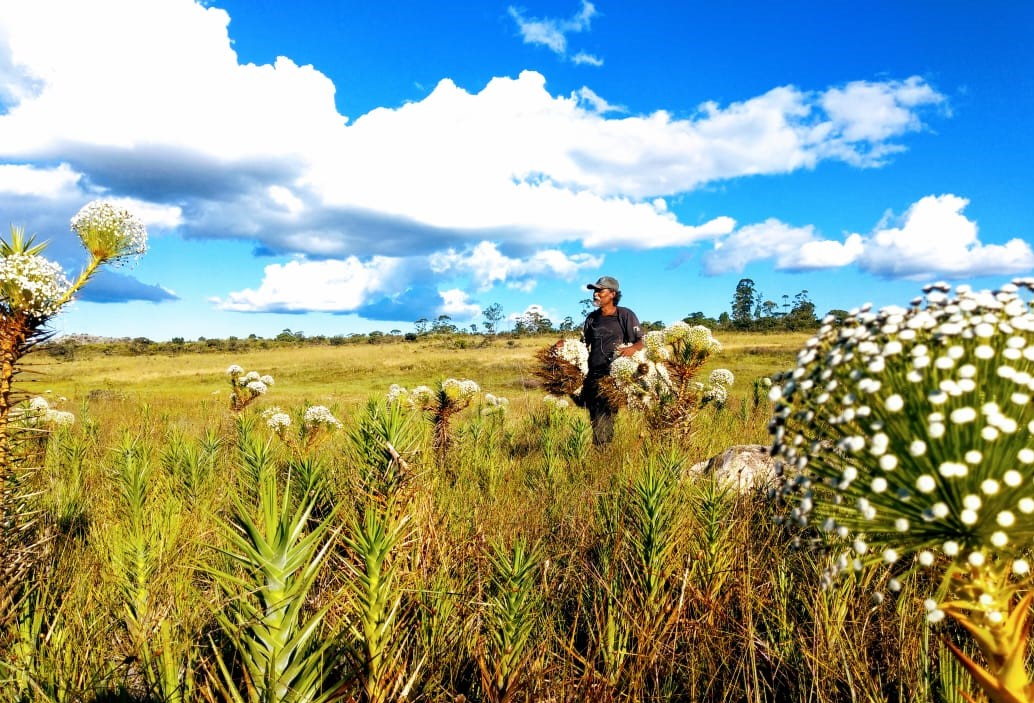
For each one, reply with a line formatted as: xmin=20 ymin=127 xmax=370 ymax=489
xmin=387 ymin=378 xmax=480 ymax=465
xmin=769 ymin=280 xmax=1034 ymax=703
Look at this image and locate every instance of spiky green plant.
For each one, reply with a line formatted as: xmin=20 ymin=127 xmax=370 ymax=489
xmin=209 ymin=462 xmax=340 ymax=703
xmin=339 ymin=507 xmax=421 ymax=703
xmin=344 ymin=399 xmax=421 ymax=504
xmin=477 ymin=539 xmax=542 ymax=703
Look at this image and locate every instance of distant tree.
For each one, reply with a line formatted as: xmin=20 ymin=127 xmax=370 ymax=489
xmin=390 ymin=329 xmax=402 ymax=336
xmin=275 ymin=328 xmax=297 ymax=342
xmin=731 ymin=278 xmax=758 ymax=329
xmin=786 ymin=290 xmax=818 ymax=330
xmin=683 ymin=311 xmax=721 ymax=328
xmin=717 ymin=312 xmax=731 ymax=328
xmin=558 ymin=316 xmax=575 ymax=332
xmin=431 ymin=315 xmax=457 ymax=334
xmin=469 ymin=323 xmax=478 ymax=334
xmin=170 ymin=337 xmax=185 ymax=345
xmin=368 ymin=330 xmax=384 ymax=343
xmin=761 ymin=300 xmax=780 ymax=317
xmin=482 ymin=303 xmax=504 ymax=335
xmin=514 ymin=309 xmax=553 ymax=336
xmin=579 ymin=297 xmax=595 ymax=317
xmin=414 ymin=318 xmax=429 ymax=335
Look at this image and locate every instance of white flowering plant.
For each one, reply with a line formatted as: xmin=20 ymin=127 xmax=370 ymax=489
xmin=70 ymin=200 xmax=148 ymax=266
xmin=607 ymin=323 xmax=728 ymax=433
xmin=386 ymin=377 xmax=482 ymax=464
xmin=1 ymin=203 xmax=148 ymax=474
xmin=263 ymin=404 xmax=343 ymax=454
xmin=227 ymin=365 xmax=275 ymax=412
xmin=480 ymin=392 xmax=510 ymax=417
xmin=769 ymin=280 xmax=1034 ymax=703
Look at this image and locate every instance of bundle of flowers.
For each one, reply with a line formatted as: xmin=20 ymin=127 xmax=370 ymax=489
xmin=227 ymin=365 xmax=274 ymax=411
xmin=769 ymin=280 xmax=1034 ymax=702
xmin=71 ymin=200 xmax=148 ymax=266
xmin=264 ymin=404 xmax=342 ymax=453
xmin=532 ymin=339 xmax=589 ymax=401
xmin=606 ymin=324 xmax=728 ymax=432
xmin=0 ymin=252 xmax=70 ymax=320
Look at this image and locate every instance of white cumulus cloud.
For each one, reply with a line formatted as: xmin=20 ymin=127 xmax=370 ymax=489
xmin=856 ymin=194 xmax=1034 ymax=278
xmin=214 ymin=256 xmax=404 ymax=312
xmin=430 ymin=241 xmax=604 ymax=291
xmin=704 ymin=194 xmax=1033 ymax=279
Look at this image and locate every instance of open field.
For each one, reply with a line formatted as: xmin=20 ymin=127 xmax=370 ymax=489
xmin=0 ymin=330 xmax=957 ymax=702
xmin=25 ymin=330 xmax=812 ymax=412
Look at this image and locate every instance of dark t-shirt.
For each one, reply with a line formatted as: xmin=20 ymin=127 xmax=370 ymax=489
xmin=583 ymin=306 xmax=643 ymax=374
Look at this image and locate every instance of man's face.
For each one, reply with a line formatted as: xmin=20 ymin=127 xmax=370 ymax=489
xmin=592 ymin=287 xmax=614 ymax=307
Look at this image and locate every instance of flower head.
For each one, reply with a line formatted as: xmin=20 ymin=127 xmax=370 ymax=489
xmin=303 ymin=405 xmax=342 ymax=429
xmin=772 ymin=280 xmax=1034 ymax=584
xmin=70 ymin=200 xmax=148 ymax=265
xmin=556 ymin=339 xmax=589 ymax=375
xmin=709 ymin=368 xmax=735 ymax=387
xmin=0 ymin=252 xmax=70 ymax=318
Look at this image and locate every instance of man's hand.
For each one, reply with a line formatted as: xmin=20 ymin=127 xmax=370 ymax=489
xmin=617 ymin=342 xmax=644 ymax=358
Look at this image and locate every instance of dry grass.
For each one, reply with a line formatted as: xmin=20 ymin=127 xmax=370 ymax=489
xmin=0 ymin=329 xmax=951 ymax=703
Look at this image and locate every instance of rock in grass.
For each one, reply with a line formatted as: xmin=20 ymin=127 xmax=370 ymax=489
xmin=688 ymin=444 xmax=778 ymax=490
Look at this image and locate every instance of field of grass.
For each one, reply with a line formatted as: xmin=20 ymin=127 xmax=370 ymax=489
xmin=0 ymin=330 xmax=965 ymax=702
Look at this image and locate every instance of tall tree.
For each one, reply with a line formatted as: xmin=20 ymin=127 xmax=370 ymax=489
xmin=731 ymin=278 xmax=758 ymax=329
xmin=482 ymin=303 xmax=504 ymax=335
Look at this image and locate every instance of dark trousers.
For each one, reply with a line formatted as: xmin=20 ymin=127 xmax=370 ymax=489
xmin=582 ymin=373 xmax=616 ymax=445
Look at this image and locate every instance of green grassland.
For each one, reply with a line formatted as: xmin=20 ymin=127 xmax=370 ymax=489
xmin=26 ymin=331 xmax=809 ymax=416
xmin=0 ymin=330 xmax=957 ymax=702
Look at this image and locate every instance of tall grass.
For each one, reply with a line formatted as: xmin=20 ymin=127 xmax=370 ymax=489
xmin=0 ymin=333 xmax=953 ymax=702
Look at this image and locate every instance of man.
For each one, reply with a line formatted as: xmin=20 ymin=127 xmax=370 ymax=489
xmin=578 ymin=275 xmax=644 ymax=445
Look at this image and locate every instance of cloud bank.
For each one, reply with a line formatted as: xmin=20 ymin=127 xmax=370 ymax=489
xmin=0 ymin=0 xmax=1008 ymax=321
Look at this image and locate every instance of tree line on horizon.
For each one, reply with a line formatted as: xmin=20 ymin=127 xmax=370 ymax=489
xmin=41 ymin=278 xmax=833 ymax=358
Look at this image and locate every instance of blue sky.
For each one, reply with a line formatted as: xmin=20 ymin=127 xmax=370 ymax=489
xmin=1 ymin=1 xmax=1032 ymax=340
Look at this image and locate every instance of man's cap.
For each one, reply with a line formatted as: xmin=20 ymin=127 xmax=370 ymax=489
xmin=586 ymin=275 xmax=620 ymax=292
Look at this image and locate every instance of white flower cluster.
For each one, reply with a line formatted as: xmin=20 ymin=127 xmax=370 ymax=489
xmin=770 ymin=280 xmax=1034 ymax=600
xmin=387 ymin=380 xmax=480 ymax=412
xmin=71 ymin=200 xmax=148 ymax=265
xmin=609 ymin=349 xmax=675 ymax=410
xmin=227 ymin=365 xmax=274 ymax=408
xmin=18 ymin=396 xmax=74 ymax=426
xmin=442 ymin=378 xmax=480 ymax=403
xmin=664 ymin=322 xmax=722 ymax=355
xmin=0 ymin=252 xmax=70 ymax=318
xmin=481 ymin=392 xmax=510 ymax=416
xmin=556 ymin=338 xmax=589 ymax=375
xmin=544 ymin=394 xmax=570 ymax=409
xmin=643 ymin=331 xmax=671 ymax=362
xmin=262 ymin=406 xmax=292 ymax=434
xmin=702 ymin=368 xmax=735 ymax=406
xmin=303 ymin=405 xmax=342 ymax=429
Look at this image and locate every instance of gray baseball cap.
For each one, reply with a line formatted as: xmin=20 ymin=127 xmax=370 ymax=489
xmin=586 ymin=275 xmax=620 ymax=292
